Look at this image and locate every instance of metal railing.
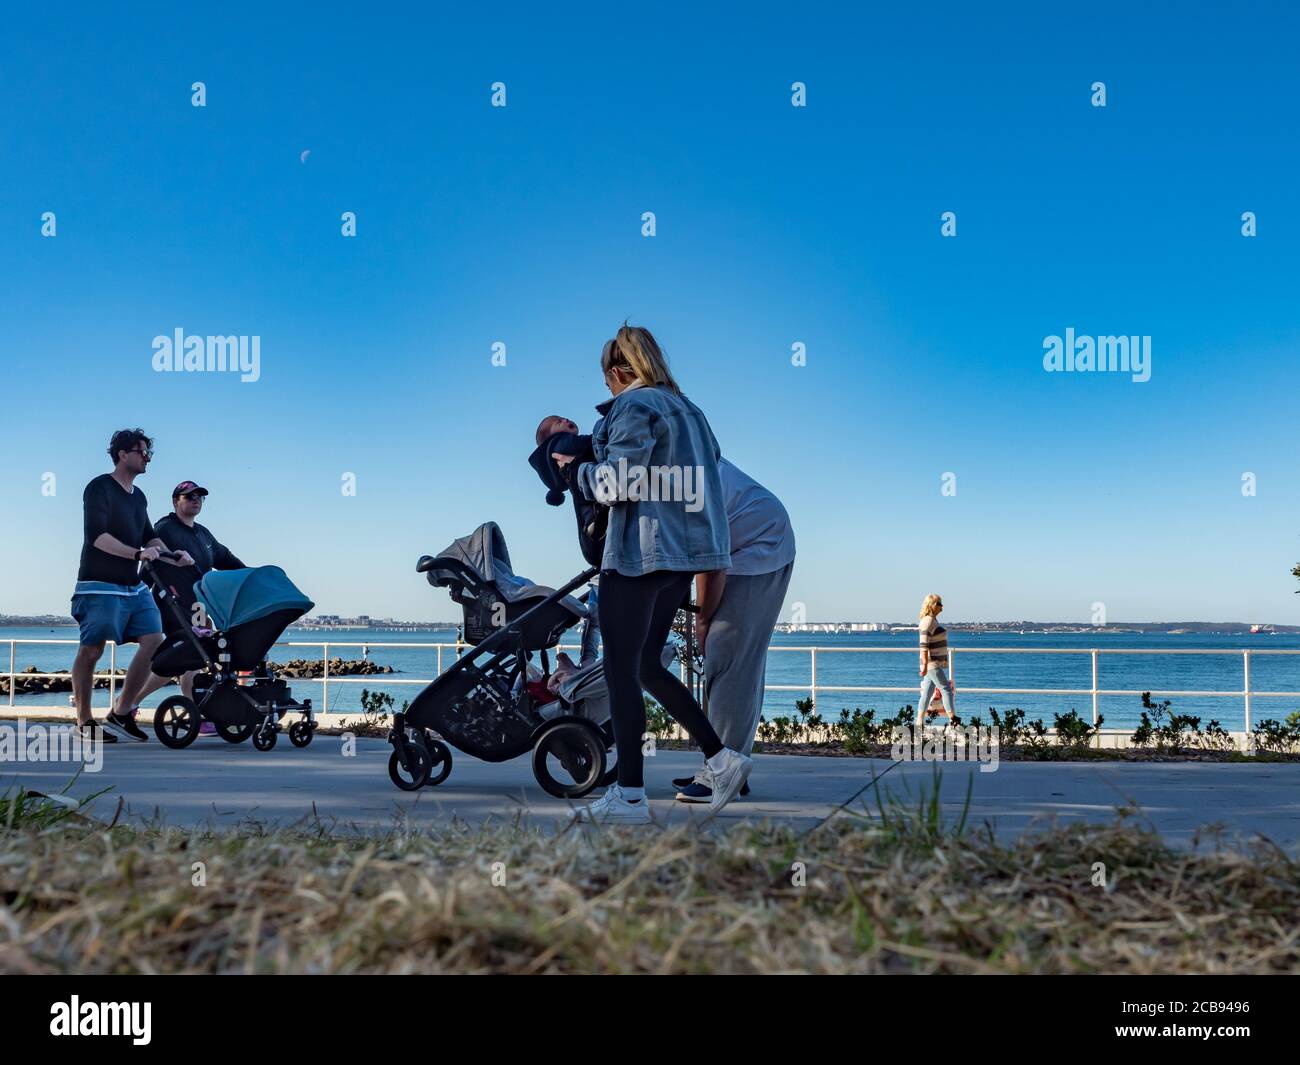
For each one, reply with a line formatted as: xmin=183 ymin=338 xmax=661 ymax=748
xmin=765 ymin=645 xmax=1300 ymax=735
xmin=4 ymin=639 xmax=1298 ymax=735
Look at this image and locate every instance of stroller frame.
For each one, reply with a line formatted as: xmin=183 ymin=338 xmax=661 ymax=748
xmin=142 ymin=552 xmax=317 ymax=752
xmin=388 ymin=561 xmax=617 ymax=796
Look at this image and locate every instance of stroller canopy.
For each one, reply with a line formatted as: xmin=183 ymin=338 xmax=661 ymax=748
xmin=196 ymin=566 xmax=315 ymax=631
xmin=436 ymin=522 xmax=587 ymax=616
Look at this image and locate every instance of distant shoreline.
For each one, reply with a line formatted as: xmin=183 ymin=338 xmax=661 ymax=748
xmin=3 ymin=618 xmax=1297 ymax=635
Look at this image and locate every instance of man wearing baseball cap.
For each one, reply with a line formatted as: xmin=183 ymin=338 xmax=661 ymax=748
xmin=153 ymin=482 xmax=247 ymax=597
xmin=135 ymin=481 xmax=249 ymax=725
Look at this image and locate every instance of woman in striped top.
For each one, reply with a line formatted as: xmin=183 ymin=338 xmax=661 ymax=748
xmin=917 ymin=593 xmax=955 ymax=725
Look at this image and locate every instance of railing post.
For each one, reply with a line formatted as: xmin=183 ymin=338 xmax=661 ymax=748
xmin=108 ymin=641 xmax=117 ymax=713
xmin=322 ymin=642 xmax=330 ymax=714
xmin=7 ymin=640 xmax=14 ymax=709
xmin=809 ymin=646 xmax=817 ymax=710
xmin=1090 ymin=649 xmax=1099 ymax=733
xmin=437 ymin=645 xmax=443 ymax=675
xmin=1243 ymin=650 xmax=1252 ymax=750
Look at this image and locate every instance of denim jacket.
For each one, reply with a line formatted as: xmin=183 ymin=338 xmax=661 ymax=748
xmin=577 ymin=383 xmax=732 ymax=576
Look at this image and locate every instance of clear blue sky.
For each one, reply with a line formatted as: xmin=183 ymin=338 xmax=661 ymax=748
xmin=3 ymin=2 xmax=1298 ymax=623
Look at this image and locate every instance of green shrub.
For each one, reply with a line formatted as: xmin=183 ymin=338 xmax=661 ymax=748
xmin=644 ymin=695 xmax=675 ymax=739
xmin=884 ymin=708 xmax=913 ymax=734
xmin=1053 ymin=708 xmax=1104 ymax=751
xmin=354 ymin=688 xmax=409 ymax=736
xmin=1199 ymin=720 xmax=1236 ymax=752
xmin=1131 ymin=692 xmax=1203 ymax=754
xmin=1251 ymin=712 xmax=1300 ymax=754
xmin=836 ymin=708 xmax=884 ymax=754
xmin=792 ymin=696 xmax=825 ymax=741
xmin=1021 ymin=718 xmax=1052 ymax=754
xmin=989 ymin=708 xmax=1028 ymax=747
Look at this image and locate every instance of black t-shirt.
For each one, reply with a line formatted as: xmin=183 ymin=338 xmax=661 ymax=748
xmin=78 ymin=474 xmax=158 ymax=585
xmin=150 ymin=513 xmax=247 ymax=630
xmin=152 ymin=513 xmax=245 ymax=591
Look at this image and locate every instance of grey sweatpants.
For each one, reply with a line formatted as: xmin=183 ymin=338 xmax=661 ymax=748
xmin=703 ymin=562 xmax=794 ymax=757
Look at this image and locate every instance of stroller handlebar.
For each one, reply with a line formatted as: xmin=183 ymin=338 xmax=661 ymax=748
xmin=139 ymin=549 xmax=184 ymax=586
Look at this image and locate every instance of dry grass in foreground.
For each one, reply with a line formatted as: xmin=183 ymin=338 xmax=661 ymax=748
xmin=1 ymin=782 xmax=1297 ymax=974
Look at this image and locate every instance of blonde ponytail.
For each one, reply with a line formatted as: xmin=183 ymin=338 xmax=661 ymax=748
xmin=601 ymin=323 xmax=681 ymax=393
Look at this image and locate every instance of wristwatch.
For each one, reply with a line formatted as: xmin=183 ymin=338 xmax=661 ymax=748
xmin=134 ymin=548 xmax=144 ymax=561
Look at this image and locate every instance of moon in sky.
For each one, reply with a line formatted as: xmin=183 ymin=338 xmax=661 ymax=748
xmin=300 ymin=150 xmax=311 ymax=163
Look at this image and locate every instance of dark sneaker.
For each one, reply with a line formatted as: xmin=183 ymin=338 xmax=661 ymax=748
xmin=103 ymin=711 xmax=148 ymax=742
xmin=674 ymin=772 xmax=749 ymax=797
xmin=76 ymin=721 xmax=117 ymax=744
xmin=675 ymin=781 xmax=712 ymax=803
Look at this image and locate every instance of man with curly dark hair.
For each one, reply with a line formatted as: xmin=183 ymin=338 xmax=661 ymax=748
xmin=69 ymin=429 xmax=194 ymax=744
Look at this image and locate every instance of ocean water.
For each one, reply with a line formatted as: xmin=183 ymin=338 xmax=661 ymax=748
xmin=3 ymin=625 xmax=1297 ymax=733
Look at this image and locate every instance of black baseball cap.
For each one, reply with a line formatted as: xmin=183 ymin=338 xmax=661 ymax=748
xmin=172 ymin=480 xmax=209 ymax=499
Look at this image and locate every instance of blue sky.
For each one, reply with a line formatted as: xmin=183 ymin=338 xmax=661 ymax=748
xmin=3 ymin=2 xmax=1298 ymax=623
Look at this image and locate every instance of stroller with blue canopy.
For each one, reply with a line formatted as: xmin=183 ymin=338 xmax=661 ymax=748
xmin=145 ymin=552 xmax=318 ymax=751
xmin=388 ymin=523 xmax=619 ymax=796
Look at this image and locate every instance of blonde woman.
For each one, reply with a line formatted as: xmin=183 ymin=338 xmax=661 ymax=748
xmin=917 ymin=593 xmax=955 ymax=726
xmin=552 ymin=324 xmax=750 ymax=822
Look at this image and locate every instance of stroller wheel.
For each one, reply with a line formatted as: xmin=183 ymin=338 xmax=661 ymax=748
xmin=251 ymin=724 xmax=277 ymax=751
xmin=215 ymin=721 xmax=254 ymax=744
xmin=154 ymin=696 xmax=202 ymax=749
xmin=422 ymin=737 xmax=453 ymax=786
xmin=288 ymin=721 xmax=314 ymax=748
xmin=532 ymin=720 xmax=606 ymax=799
xmin=388 ymin=743 xmax=431 ymax=791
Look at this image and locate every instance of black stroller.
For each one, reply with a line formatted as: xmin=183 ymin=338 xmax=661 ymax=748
xmin=144 ymin=552 xmax=318 ymax=751
xmin=387 ymin=523 xmax=617 ymax=797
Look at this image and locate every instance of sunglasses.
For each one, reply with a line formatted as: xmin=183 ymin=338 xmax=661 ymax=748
xmin=129 ymin=447 xmax=154 ymax=459
xmin=178 ymin=492 xmax=205 ymax=502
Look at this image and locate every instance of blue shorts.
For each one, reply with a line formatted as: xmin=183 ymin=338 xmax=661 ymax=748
xmin=70 ymin=583 xmax=163 ymax=647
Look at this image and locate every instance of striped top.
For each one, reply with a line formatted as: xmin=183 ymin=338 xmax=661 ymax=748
xmin=919 ymin=615 xmax=948 ymax=670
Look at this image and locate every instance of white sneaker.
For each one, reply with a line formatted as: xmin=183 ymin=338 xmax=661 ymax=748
xmin=704 ymin=749 xmax=752 ymax=812
xmin=568 ymin=783 xmax=652 ymax=824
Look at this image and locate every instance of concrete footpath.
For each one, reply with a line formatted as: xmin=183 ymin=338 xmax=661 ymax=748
xmin=3 ymin=725 xmax=1299 ymax=849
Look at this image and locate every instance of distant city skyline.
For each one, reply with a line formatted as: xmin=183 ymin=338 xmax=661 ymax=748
xmin=3 ymin=612 xmax=1296 ymax=636
xmin=3 ymin=5 xmax=1298 ymax=624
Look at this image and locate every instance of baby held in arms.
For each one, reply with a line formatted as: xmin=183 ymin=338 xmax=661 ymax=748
xmin=528 ymin=414 xmax=595 ymax=510
xmin=527 ymin=415 xmax=607 ymax=691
